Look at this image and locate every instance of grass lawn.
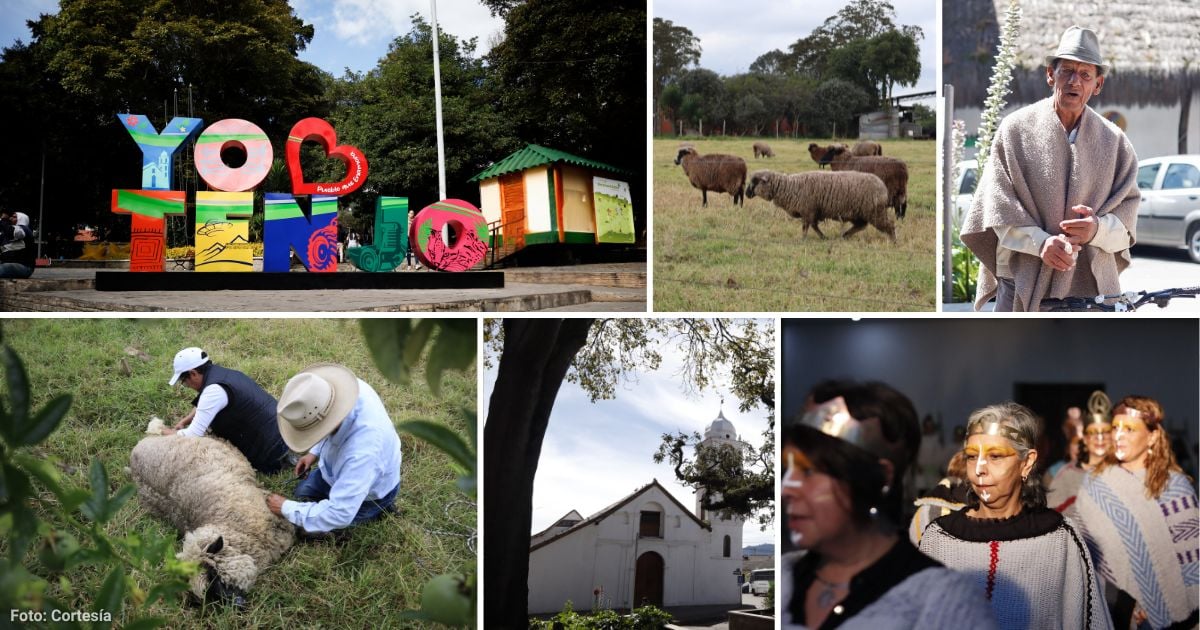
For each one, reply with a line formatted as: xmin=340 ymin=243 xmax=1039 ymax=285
xmin=653 ymin=136 xmax=937 ymax=312
xmin=3 ymin=318 xmax=475 ymax=628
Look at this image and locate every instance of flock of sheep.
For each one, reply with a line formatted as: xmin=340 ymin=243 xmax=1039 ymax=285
xmin=673 ymin=139 xmax=910 ymax=241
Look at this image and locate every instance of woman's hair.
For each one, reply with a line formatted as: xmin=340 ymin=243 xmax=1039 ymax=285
xmin=789 ymin=380 xmax=920 ymax=527
xmin=1092 ymin=395 xmax=1183 ymax=498
xmin=962 ymin=402 xmax=1047 ymax=510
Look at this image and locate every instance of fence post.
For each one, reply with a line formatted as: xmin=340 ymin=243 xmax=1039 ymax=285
xmin=941 ymin=84 xmax=955 ymax=304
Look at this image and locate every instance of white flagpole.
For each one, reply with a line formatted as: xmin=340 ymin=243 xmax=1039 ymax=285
xmin=431 ymin=0 xmax=447 ymax=200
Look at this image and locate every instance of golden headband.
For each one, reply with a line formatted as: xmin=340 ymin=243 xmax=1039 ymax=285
xmin=1086 ymin=391 xmax=1112 ymax=427
xmin=797 ymin=396 xmax=890 ymax=457
xmin=966 ymin=420 xmax=1031 ymax=448
xmin=1113 ymin=406 xmax=1149 ymax=425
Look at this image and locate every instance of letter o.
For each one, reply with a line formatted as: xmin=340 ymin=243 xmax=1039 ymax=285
xmin=194 ymin=119 xmax=273 ymax=192
xmin=409 ymin=199 xmax=489 ymax=272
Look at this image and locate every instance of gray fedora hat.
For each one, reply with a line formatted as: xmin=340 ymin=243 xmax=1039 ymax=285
xmin=1045 ymin=26 xmax=1109 ymax=75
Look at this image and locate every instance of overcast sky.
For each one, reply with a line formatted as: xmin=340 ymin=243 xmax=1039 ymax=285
xmin=484 ymin=321 xmax=776 ymax=547
xmin=655 ymin=0 xmax=938 ymax=97
xmin=0 ymin=0 xmax=504 ymax=77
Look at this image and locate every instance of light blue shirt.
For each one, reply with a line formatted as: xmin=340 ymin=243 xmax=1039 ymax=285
xmin=281 ymin=379 xmax=402 ymax=532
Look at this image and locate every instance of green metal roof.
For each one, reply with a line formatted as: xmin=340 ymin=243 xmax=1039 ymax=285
xmin=468 ymin=144 xmax=629 ymax=182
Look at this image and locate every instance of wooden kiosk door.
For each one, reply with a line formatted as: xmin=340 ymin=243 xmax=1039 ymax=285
xmin=499 ymin=173 xmax=525 ymax=249
xmin=633 ymin=551 xmax=664 ymax=608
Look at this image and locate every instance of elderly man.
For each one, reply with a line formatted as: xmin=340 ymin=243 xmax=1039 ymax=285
xmin=962 ymin=26 xmax=1139 ymax=311
xmin=266 ymin=363 xmax=402 ymax=535
xmin=164 ymin=347 xmax=292 ymax=474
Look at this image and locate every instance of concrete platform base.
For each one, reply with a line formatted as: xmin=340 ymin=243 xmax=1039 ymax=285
xmin=95 ymin=271 xmax=503 ymax=291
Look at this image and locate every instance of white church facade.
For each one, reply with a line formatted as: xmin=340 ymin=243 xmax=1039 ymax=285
xmin=527 ymin=411 xmax=746 ymax=614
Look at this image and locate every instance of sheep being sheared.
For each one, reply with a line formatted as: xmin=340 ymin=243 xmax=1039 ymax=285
xmin=674 ymin=147 xmax=746 ymax=207
xmin=745 ymin=169 xmax=895 ymax=241
xmin=131 ymin=418 xmax=294 ymax=607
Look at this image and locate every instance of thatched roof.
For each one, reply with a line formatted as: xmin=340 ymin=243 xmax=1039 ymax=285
xmin=945 ymin=0 xmax=1200 ymax=108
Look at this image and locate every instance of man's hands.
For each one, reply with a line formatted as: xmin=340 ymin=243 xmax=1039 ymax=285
xmin=266 ymin=493 xmax=286 ymax=516
xmin=1059 ymin=205 xmax=1099 ymax=246
xmin=173 ymin=408 xmax=196 ymax=430
xmin=1040 ymin=235 xmax=1077 ymax=272
xmin=295 ymin=453 xmax=318 ymax=477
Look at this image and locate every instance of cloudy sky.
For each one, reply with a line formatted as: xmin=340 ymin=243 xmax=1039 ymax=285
xmin=484 ymin=320 xmax=776 ymax=547
xmin=655 ymin=0 xmax=938 ymax=97
xmin=0 ymin=0 xmax=504 ymax=76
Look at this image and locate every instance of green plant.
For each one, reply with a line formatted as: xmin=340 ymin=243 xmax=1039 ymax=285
xmin=763 ymin=581 xmax=775 ymax=611
xmin=533 ymin=603 xmax=674 ymax=630
xmin=0 ymin=329 xmax=193 ymax=628
xmin=952 ymin=244 xmax=979 ymax=302
xmin=975 ymin=0 xmax=1022 ymax=183
xmin=361 ymin=319 xmax=478 ymax=626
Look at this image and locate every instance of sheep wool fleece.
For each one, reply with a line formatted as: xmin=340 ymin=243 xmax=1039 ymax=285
xmin=1076 ymin=468 xmax=1199 ymax=628
xmin=961 ymin=97 xmax=1139 ymax=311
xmin=919 ymin=508 xmax=1111 ymax=630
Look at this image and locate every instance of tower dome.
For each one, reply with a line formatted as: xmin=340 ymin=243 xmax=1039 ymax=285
xmin=704 ymin=409 xmax=737 ymax=441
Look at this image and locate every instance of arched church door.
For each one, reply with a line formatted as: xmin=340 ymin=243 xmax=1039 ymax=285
xmin=633 ymin=551 xmax=664 ymax=608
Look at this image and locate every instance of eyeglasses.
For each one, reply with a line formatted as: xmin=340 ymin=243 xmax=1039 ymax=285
xmin=1055 ymin=66 xmax=1097 ymax=82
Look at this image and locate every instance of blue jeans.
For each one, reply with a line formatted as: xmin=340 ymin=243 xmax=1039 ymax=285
xmin=294 ymin=468 xmax=398 ymax=526
xmin=0 ymin=263 xmax=33 ymax=279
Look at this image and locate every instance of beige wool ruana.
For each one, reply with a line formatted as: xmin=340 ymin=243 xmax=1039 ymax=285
xmin=961 ymin=97 xmax=1140 ymax=311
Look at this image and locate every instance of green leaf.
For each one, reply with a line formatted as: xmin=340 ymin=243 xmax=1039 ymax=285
xmin=81 ymin=459 xmax=109 ymax=523
xmin=403 ymin=319 xmax=437 ymax=367
xmin=394 ymin=420 xmax=474 ymax=472
xmin=360 ymin=319 xmax=413 ymax=384
xmin=426 ymin=321 xmax=476 ymax=397
xmin=93 ymin=565 xmax=124 ymax=628
xmin=107 ymin=484 xmax=136 ymax=517
xmin=145 ymin=582 xmax=190 ymax=606
xmin=1 ymin=345 xmax=30 ymax=446
xmin=11 ymin=452 xmax=64 ymax=500
xmin=14 ymin=394 xmax=72 ymax=447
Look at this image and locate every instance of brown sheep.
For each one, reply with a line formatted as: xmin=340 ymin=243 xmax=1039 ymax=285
xmin=827 ymin=147 xmax=909 ymax=219
xmin=752 ymin=141 xmax=775 ymax=158
xmin=808 ymin=143 xmax=848 ymax=169
xmin=746 ymin=169 xmax=895 ymax=241
xmin=674 ymin=147 xmax=746 ymax=207
xmin=851 ymin=141 xmax=883 ymax=156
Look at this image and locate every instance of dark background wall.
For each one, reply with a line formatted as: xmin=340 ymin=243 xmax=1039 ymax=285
xmin=782 ymin=318 xmax=1199 ymax=463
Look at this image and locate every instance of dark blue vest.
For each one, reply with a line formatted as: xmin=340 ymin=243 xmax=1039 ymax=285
xmin=195 ymin=364 xmax=289 ymax=473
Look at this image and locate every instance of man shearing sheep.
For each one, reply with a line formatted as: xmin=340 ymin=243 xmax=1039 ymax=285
xmin=163 ymin=347 xmax=292 ymax=474
xmin=265 ymin=363 xmax=402 ymax=536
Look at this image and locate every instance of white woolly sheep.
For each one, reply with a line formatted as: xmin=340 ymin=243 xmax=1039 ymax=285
xmin=752 ymin=141 xmax=775 ymax=159
xmin=808 ymin=143 xmax=847 ymax=169
xmin=674 ymin=147 xmax=746 ymax=207
xmin=827 ymin=147 xmax=910 ymax=219
xmin=131 ymin=418 xmax=294 ymax=607
xmin=851 ymin=141 xmax=883 ymax=156
xmin=745 ymin=169 xmax=895 ymax=241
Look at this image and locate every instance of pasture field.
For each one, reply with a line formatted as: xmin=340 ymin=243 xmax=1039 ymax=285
xmin=2 ymin=319 xmax=475 ymax=628
xmin=654 ymin=136 xmax=937 ymax=311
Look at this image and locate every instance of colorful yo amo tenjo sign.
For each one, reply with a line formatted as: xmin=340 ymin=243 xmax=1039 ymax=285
xmin=111 ymin=113 xmax=487 ymax=273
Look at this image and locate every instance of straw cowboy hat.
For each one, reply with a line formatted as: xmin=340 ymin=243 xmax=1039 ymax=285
xmin=1045 ymin=26 xmax=1109 ymax=75
xmin=277 ymin=363 xmax=359 ymax=452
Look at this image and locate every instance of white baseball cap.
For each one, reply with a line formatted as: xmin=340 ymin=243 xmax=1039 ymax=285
xmin=169 ymin=347 xmax=209 ymax=385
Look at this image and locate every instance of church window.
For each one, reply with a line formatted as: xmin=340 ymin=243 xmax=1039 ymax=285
xmin=639 ymin=511 xmax=662 ymax=538
xmin=723 ymin=535 xmax=731 ymax=557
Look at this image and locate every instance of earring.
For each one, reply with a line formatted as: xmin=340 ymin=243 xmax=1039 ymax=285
xmin=868 ymin=506 xmax=879 ymax=518
xmin=881 ymin=484 xmax=890 ymax=496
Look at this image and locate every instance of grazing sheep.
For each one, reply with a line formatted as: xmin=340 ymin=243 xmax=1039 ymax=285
xmin=674 ymin=147 xmax=746 ymax=207
xmin=827 ymin=147 xmax=910 ymax=219
xmin=745 ymin=169 xmax=895 ymax=241
xmin=808 ymin=143 xmax=848 ymax=169
xmin=131 ymin=418 xmax=294 ymax=607
xmin=752 ymin=141 xmax=775 ymax=158
xmin=852 ymin=141 xmax=883 ymax=156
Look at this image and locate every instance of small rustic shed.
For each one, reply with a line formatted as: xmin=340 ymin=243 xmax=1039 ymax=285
xmin=469 ymin=144 xmax=633 ymax=254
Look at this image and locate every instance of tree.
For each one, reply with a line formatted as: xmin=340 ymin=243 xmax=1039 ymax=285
xmin=808 ymin=78 xmax=871 ymax=137
xmin=749 ymin=50 xmax=793 ymax=76
xmin=786 ymin=0 xmax=922 ymax=90
xmin=483 ymin=318 xmax=774 ymax=628
xmin=866 ymin=29 xmax=922 ymax=103
xmin=653 ymin=18 xmax=701 ymax=106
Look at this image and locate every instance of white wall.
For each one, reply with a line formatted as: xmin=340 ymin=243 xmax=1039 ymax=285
xmin=527 ymin=485 xmax=742 ymax=614
xmin=478 ymin=179 xmax=501 ymax=226
xmin=524 ymin=168 xmax=552 ymax=234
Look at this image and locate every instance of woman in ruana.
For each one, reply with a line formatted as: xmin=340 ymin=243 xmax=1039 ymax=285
xmin=918 ymin=402 xmax=1110 ymax=629
xmin=1076 ymin=396 xmax=1198 ymax=629
xmin=1047 ymin=391 xmax=1113 ymax=515
xmin=781 ymin=382 xmax=995 ymax=629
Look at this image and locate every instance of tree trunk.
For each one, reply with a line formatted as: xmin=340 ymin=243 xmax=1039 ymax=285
xmin=1179 ymin=86 xmax=1192 ymax=155
xmin=483 ymin=318 xmax=595 ymax=629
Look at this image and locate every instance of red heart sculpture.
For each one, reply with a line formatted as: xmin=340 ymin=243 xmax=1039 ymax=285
xmin=286 ymin=117 xmax=369 ymax=196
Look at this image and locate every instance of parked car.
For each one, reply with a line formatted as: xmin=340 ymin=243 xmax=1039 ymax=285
xmin=953 ymin=159 xmax=979 ymax=225
xmin=750 ymin=568 xmax=774 ymax=596
xmin=1136 ymin=155 xmax=1200 ymax=263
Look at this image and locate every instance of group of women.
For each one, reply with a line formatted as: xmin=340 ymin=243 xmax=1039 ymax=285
xmin=782 ymin=381 xmax=1198 ymax=630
